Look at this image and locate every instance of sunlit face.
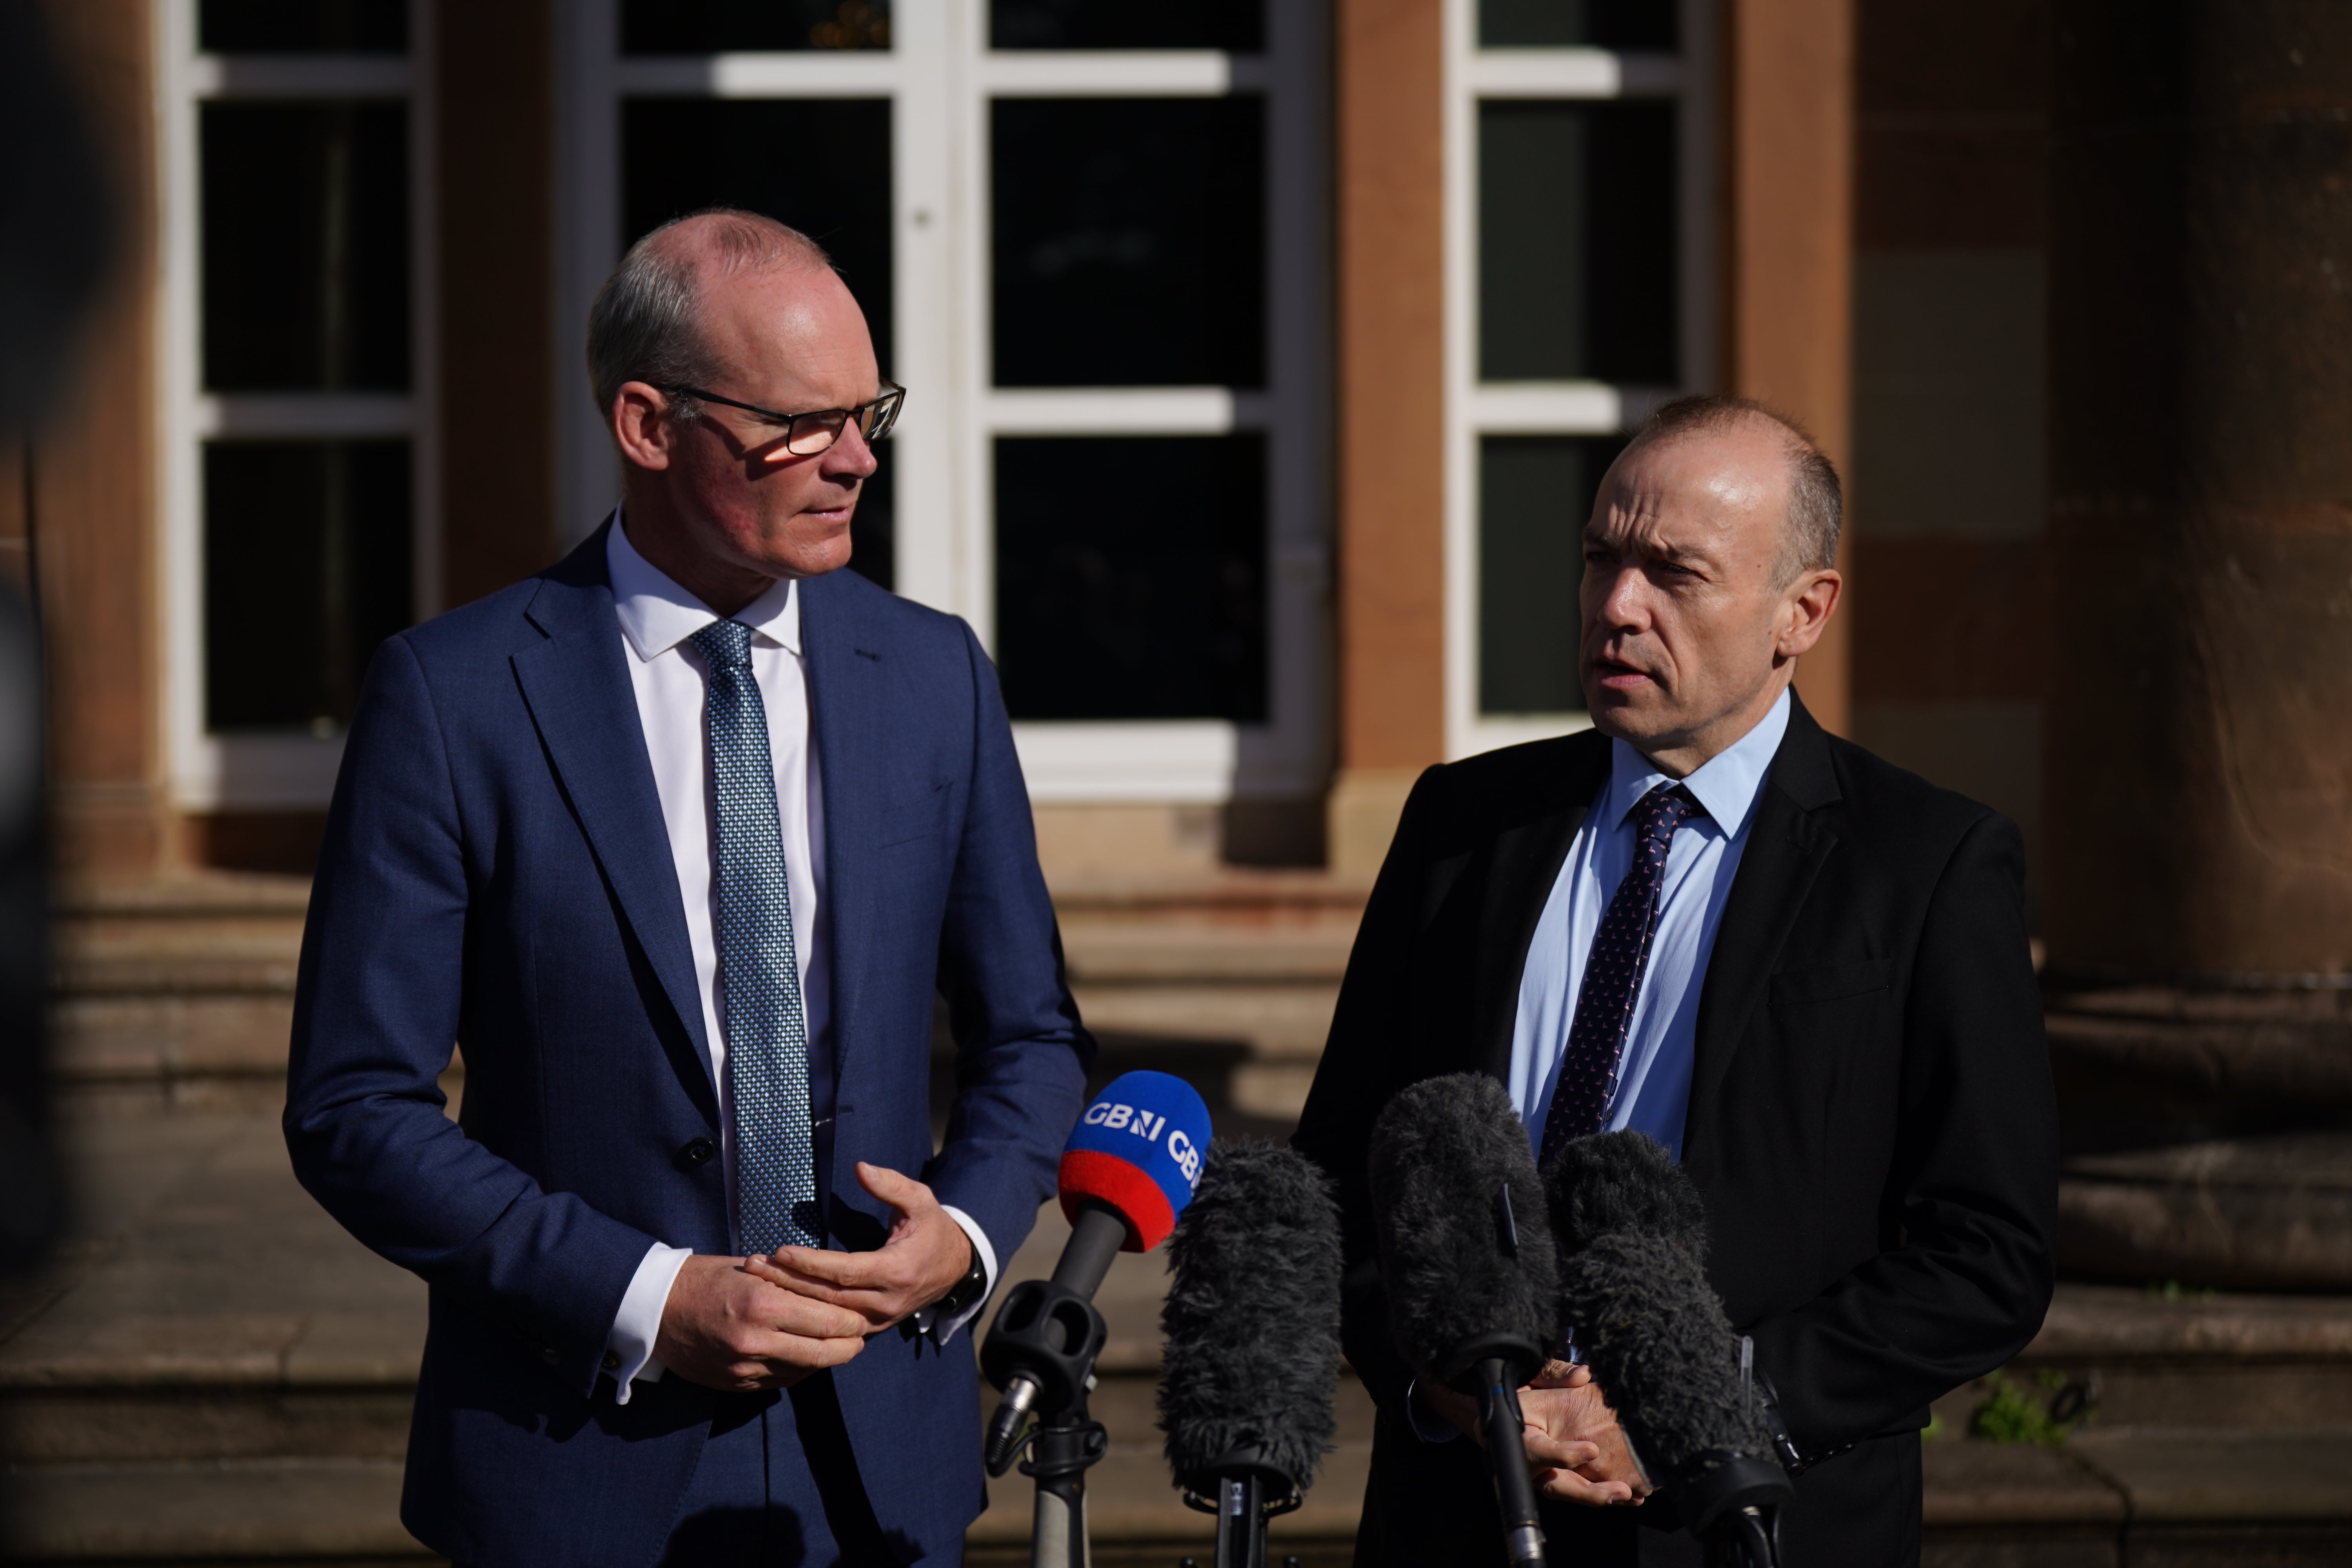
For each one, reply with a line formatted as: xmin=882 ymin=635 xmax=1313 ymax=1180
xmin=638 ymin=261 xmax=882 ymax=582
xmin=1578 ymin=419 xmax=1814 ymax=762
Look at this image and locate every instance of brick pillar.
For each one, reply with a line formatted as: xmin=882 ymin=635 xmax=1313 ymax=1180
xmin=437 ymin=0 xmax=557 ymax=609
xmin=1328 ymin=0 xmax=1446 ymax=873
xmin=1724 ymin=0 xmax=1856 ymax=735
xmin=36 ymin=0 xmax=167 ymax=882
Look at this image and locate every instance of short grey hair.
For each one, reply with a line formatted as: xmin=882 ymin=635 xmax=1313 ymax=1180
xmin=584 ymin=208 xmax=832 ymax=425
xmin=1627 ymin=395 xmax=1842 ymax=586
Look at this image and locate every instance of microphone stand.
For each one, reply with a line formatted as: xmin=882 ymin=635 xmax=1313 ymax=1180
xmin=981 ymin=1203 xmax=1127 ymax=1568
xmin=1020 ymin=1369 xmax=1107 ymax=1568
xmin=1178 ymin=1452 xmax=1302 ymax=1568
xmin=1473 ymin=1355 xmax=1548 ymax=1568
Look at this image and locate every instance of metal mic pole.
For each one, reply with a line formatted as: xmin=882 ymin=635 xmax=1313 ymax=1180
xmin=1476 ymin=1355 xmax=1548 ymax=1567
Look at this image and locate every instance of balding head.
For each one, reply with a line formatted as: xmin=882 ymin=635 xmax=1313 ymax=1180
xmin=1619 ymin=396 xmax=1842 ymax=588
xmin=1579 ymin=396 xmax=1844 ymax=776
xmin=592 ymin=208 xmax=885 ymax=614
xmin=587 ymin=209 xmax=835 ymax=423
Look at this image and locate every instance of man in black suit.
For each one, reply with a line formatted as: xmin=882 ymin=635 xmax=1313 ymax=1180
xmin=1294 ymin=396 xmax=2056 ymax=1565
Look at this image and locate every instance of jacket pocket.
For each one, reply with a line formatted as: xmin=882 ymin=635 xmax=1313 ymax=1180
xmin=1768 ymin=958 xmax=1894 ymax=1006
xmin=878 ymin=780 xmax=951 ymax=847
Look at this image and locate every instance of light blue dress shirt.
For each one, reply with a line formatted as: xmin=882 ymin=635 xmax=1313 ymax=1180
xmin=1404 ymin=688 xmax=1793 ymax=1443
xmin=1508 ymin=687 xmax=1791 ymax=1164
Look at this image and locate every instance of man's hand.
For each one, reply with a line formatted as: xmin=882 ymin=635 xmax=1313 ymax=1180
xmin=746 ymin=1162 xmax=973 ymax=1334
xmin=1417 ymin=1361 xmax=1650 ymax=1508
xmin=1524 ymin=1361 xmax=1651 ymax=1505
xmin=654 ymin=1254 xmax=868 ymax=1392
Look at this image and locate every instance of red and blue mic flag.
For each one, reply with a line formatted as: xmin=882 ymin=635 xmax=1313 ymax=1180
xmin=1057 ymin=1070 xmax=1213 ymax=1252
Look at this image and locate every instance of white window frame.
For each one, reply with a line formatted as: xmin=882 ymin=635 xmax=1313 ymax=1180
xmin=1441 ymin=0 xmax=1715 ymax=761
xmin=158 ymin=0 xmax=441 ymax=811
xmin=554 ymin=0 xmax=1330 ymax=806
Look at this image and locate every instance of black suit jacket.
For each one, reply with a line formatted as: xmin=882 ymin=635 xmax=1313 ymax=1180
xmin=1292 ymin=696 xmax=2057 ymax=1564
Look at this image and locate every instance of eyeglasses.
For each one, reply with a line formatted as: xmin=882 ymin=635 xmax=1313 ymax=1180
xmin=661 ymin=380 xmax=905 ymax=457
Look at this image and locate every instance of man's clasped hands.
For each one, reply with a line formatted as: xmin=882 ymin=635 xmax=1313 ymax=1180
xmin=653 ymin=1161 xmax=978 ymax=1392
xmin=1418 ymin=1360 xmax=1656 ymax=1508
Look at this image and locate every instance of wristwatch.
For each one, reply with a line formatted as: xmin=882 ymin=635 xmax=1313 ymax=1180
xmin=1753 ymin=1371 xmax=1854 ymax=1476
xmin=930 ymin=1236 xmax=988 ymax=1319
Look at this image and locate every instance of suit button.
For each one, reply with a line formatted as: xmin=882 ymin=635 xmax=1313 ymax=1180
xmin=677 ymin=1137 xmax=718 ymax=1170
xmin=602 ymin=1351 xmax=621 ymax=1372
xmin=540 ymin=1346 xmax=558 ymax=1365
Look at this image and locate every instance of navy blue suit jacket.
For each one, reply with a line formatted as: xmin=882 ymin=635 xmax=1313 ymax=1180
xmin=285 ymin=526 xmax=1093 ymax=1567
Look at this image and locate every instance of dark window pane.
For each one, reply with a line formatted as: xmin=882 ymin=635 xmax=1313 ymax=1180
xmin=622 ymin=98 xmax=893 ymax=375
xmin=1478 ymin=99 xmax=1677 ymax=384
xmin=200 ymin=0 xmax=407 ymax=52
xmin=205 ymin=440 xmax=412 ymax=733
xmin=993 ymin=97 xmax=1264 ymax=388
xmin=201 ymin=102 xmax=410 ymax=391
xmin=1479 ymin=434 xmax=1621 ymax=714
xmin=847 ymin=440 xmax=893 ymax=592
xmin=1479 ymin=0 xmax=1677 ymax=49
xmin=621 ymin=0 xmax=889 ymax=53
xmin=991 ymin=0 xmax=1260 ymax=49
xmin=995 ymin=436 xmax=1265 ymax=720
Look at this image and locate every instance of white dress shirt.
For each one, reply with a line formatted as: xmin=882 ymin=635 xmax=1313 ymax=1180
xmin=599 ymin=515 xmax=995 ymax=1402
xmin=1408 ymin=688 xmax=1789 ymax=1442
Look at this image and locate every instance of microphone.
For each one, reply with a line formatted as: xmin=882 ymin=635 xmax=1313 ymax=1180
xmin=1368 ymin=1073 xmax=1561 ymax=1568
xmin=981 ymin=1070 xmax=1212 ymax=1474
xmin=1158 ymin=1140 xmax=1342 ymax=1568
xmin=1544 ymin=1132 xmax=1791 ymax=1566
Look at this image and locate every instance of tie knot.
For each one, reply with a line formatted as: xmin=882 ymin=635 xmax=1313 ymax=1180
xmin=691 ymin=619 xmax=755 ymax=671
xmin=1632 ymin=783 xmax=1702 ymax=844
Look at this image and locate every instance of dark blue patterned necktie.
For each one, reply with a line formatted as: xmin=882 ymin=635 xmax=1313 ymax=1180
xmin=1537 ymin=784 xmax=1706 ymax=1168
xmin=690 ymin=619 xmax=819 ymax=1256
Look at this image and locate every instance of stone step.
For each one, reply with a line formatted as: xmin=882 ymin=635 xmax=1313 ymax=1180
xmin=45 ymin=872 xmax=1364 ymax=1114
xmin=2 ymin=1458 xmax=432 ymax=1565
xmin=49 ymin=877 xmax=309 ymax=1114
xmin=1931 ymin=1282 xmax=2352 ymax=1436
xmin=13 ymin=1433 xmax=2352 ymax=1566
xmin=2057 ymin=1131 xmax=2352 ymax=1293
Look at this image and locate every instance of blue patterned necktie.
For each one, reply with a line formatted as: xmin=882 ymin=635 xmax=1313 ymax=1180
xmin=1537 ymin=784 xmax=1706 ymax=1168
xmin=690 ymin=618 xmax=820 ymax=1256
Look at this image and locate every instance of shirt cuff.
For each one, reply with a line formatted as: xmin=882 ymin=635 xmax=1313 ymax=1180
xmin=1405 ymin=1378 xmax=1463 ymax=1444
xmin=605 ymin=1241 xmax=693 ymax=1405
xmin=913 ymin=1205 xmax=998 ymax=1346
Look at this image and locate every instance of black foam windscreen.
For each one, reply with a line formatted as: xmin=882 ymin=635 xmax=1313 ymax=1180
xmin=1543 ymin=1129 xmax=1710 ymax=1258
xmin=1367 ymin=1073 xmax=1561 ymax=1390
xmin=1546 ymin=1132 xmax=1779 ymax=1521
xmin=1158 ymin=1140 xmax=1344 ymax=1492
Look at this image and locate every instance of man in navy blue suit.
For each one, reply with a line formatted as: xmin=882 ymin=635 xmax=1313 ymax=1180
xmin=285 ymin=209 xmax=1093 ymax=1567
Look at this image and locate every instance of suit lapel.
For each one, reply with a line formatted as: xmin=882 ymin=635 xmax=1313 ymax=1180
xmin=1470 ymin=733 xmax=1612 ymax=1081
xmin=1683 ymin=698 xmax=1842 ymax=1179
xmin=511 ymin=529 xmax=716 ymax=1101
xmin=797 ymin=573 xmax=884 ymax=1110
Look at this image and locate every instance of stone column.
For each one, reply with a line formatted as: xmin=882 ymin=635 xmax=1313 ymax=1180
xmin=2046 ymin=0 xmax=2352 ymax=1285
xmin=2047 ymin=0 xmax=2352 ymax=979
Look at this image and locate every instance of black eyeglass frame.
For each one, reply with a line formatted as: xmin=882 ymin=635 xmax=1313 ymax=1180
xmin=661 ymin=379 xmax=905 ymax=455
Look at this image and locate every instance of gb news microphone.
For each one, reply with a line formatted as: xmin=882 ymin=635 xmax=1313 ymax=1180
xmin=1368 ymin=1073 xmax=1562 ymax=1568
xmin=1158 ymin=1141 xmax=1343 ymax=1568
xmin=1545 ymin=1131 xmax=1792 ymax=1568
xmin=980 ymin=1071 xmax=1211 ymax=1567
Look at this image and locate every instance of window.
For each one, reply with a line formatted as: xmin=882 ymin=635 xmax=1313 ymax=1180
xmin=557 ymin=0 xmax=1329 ymax=806
xmin=1444 ymin=0 xmax=1710 ymax=757
xmin=163 ymin=0 xmax=437 ymax=808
